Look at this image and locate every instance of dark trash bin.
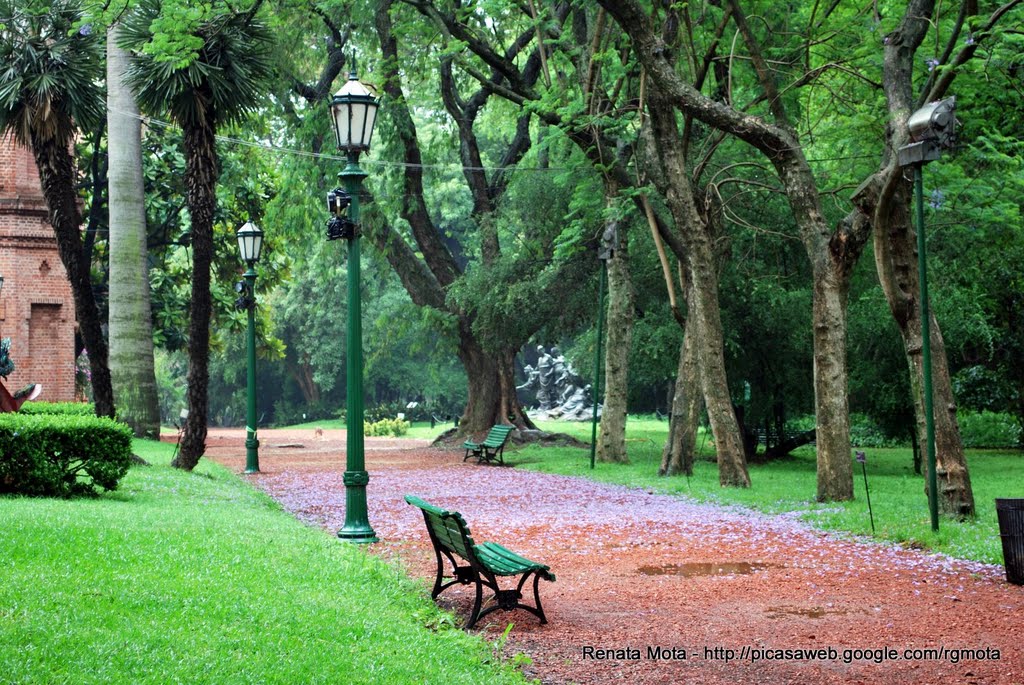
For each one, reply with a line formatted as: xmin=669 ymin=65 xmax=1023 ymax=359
xmin=995 ymin=498 xmax=1024 ymax=585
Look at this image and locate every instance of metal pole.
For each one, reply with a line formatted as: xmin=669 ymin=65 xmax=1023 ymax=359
xmin=244 ymin=266 xmax=260 ymax=473
xmin=590 ymin=262 xmax=607 ymax=470
xmin=915 ymin=164 xmax=940 ymax=532
xmin=338 ymin=152 xmax=377 ymax=543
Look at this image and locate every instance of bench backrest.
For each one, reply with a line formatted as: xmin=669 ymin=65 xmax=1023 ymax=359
xmin=484 ymin=424 xmax=513 ymax=445
xmin=405 ymin=495 xmax=477 ymax=561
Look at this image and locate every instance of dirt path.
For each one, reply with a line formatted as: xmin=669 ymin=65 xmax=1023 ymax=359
xmin=200 ymin=429 xmax=1022 ymax=685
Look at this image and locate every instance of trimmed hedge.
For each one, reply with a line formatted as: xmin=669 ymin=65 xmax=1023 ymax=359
xmin=18 ymin=401 xmax=96 ymax=416
xmin=0 ymin=413 xmax=133 ymax=497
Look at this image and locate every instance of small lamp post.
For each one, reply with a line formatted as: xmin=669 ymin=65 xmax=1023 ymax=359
xmin=236 ymin=221 xmax=264 ymax=474
xmin=590 ymin=225 xmax=616 ymax=470
xmin=897 ymin=96 xmax=957 ymax=532
xmin=328 ymin=60 xmax=380 ymax=544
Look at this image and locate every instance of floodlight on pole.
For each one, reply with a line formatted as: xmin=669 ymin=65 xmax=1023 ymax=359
xmin=897 ymin=96 xmax=957 ymax=532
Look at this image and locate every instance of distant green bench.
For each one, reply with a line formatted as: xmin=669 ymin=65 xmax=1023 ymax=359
xmin=405 ymin=495 xmax=555 ymax=629
xmin=462 ymin=424 xmax=514 ymax=465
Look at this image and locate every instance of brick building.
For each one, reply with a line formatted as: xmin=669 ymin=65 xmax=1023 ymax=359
xmin=0 ymin=134 xmax=77 ymax=401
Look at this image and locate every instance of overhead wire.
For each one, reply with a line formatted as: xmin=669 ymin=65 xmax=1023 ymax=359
xmin=112 ymin=106 xmax=568 ymax=173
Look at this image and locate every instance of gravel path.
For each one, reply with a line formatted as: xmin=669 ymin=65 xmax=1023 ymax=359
xmin=202 ymin=429 xmax=1022 ymax=684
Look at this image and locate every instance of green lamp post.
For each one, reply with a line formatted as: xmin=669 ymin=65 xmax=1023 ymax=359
xmin=328 ymin=61 xmax=380 ymax=544
xmin=897 ymin=96 xmax=957 ymax=532
xmin=236 ymin=221 xmax=264 ymax=474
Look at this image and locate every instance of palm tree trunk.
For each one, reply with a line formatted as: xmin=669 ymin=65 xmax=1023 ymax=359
xmin=29 ymin=137 xmax=114 ymax=418
xmin=107 ymin=26 xmax=161 ymax=438
xmin=173 ymin=117 xmax=219 ymax=470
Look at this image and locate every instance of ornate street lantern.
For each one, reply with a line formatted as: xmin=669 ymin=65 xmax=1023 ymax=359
xmin=330 ymin=65 xmax=380 ymax=154
xmin=236 ymin=221 xmax=264 ymax=266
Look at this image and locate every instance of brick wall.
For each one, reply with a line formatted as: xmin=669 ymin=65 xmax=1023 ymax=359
xmin=0 ymin=134 xmax=77 ymax=402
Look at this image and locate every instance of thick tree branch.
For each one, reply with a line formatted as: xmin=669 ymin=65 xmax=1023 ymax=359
xmin=376 ymin=0 xmax=461 ymax=288
xmin=289 ymin=5 xmax=350 ymax=104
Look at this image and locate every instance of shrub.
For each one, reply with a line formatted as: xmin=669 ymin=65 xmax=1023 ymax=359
xmin=0 ymin=413 xmax=133 ymax=497
xmin=957 ymin=410 xmax=1022 ymax=448
xmin=363 ymin=417 xmax=410 ymax=437
xmin=18 ymin=401 xmax=95 ymax=417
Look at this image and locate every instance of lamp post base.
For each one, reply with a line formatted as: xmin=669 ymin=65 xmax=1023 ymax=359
xmin=338 ymin=470 xmax=377 ymax=543
xmin=337 ymin=526 xmax=379 ymax=544
xmin=244 ymin=436 xmax=260 ymax=474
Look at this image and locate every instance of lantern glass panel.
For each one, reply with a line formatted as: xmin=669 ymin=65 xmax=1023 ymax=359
xmin=237 ymin=222 xmax=263 ymax=264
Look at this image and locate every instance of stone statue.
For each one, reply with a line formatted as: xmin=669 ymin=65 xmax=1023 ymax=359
xmin=518 ymin=345 xmax=599 ymax=421
xmin=516 ymin=364 xmax=540 ymax=406
xmin=535 ymin=345 xmax=556 ymax=410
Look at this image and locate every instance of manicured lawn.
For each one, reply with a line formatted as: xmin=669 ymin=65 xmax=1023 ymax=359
xmin=0 ymin=439 xmax=528 ymax=685
xmin=516 ymin=416 xmax=1023 ymax=566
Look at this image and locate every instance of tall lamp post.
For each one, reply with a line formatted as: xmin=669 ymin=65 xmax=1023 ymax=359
xmin=897 ymin=96 xmax=957 ymax=532
xmin=328 ymin=62 xmax=380 ymax=544
xmin=236 ymin=221 xmax=264 ymax=474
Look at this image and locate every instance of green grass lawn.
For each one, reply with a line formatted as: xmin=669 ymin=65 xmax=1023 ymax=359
xmin=516 ymin=416 xmax=1023 ymax=566
xmin=0 ymin=440 xmax=528 ymax=685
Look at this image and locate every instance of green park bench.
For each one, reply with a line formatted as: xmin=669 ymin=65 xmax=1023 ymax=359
xmin=462 ymin=424 xmax=514 ymax=465
xmin=405 ymin=495 xmax=556 ymax=629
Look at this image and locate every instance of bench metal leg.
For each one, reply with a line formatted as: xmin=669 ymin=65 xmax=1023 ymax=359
xmin=432 ymin=549 xmax=477 ymax=599
xmin=466 ymin=572 xmax=485 ymax=629
xmin=528 ymin=571 xmax=547 ymax=624
xmin=469 ymin=570 xmax=548 ymax=628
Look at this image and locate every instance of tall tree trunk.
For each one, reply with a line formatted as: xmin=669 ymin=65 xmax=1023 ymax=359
xmin=597 ymin=216 xmax=634 ymax=464
xmin=872 ymin=0 xmax=975 ymax=517
xmin=29 ymin=138 xmax=114 ymax=419
xmin=811 ymin=268 xmax=854 ymax=501
xmin=874 ymin=183 xmax=975 ymax=517
xmin=497 ymin=348 xmax=536 ymax=429
xmin=455 ymin=319 xmax=535 ymax=433
xmin=602 ymin=0 xmax=867 ymax=495
xmin=287 ymin=359 xmax=320 ymax=405
xmin=645 ymin=93 xmax=748 ymax=486
xmin=173 ymin=118 xmax=218 ymax=470
xmin=689 ymin=225 xmax=748 ymax=486
xmin=660 ymin=288 xmax=701 ymax=476
xmin=107 ymin=26 xmax=161 ymax=438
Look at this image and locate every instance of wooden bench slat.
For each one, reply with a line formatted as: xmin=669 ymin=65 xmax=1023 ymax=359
xmin=474 ymin=542 xmax=553 ymax=578
xmin=427 ymin=518 xmax=475 ymax=558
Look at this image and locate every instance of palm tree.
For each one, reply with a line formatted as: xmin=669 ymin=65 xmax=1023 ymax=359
xmin=118 ymin=0 xmax=273 ymax=469
xmin=107 ymin=22 xmax=162 ymax=438
xmin=0 ymin=0 xmax=115 ymax=418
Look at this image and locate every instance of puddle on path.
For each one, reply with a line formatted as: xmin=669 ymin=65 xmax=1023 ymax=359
xmin=765 ymin=606 xmax=849 ymax=619
xmin=636 ymin=561 xmax=775 ymax=577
